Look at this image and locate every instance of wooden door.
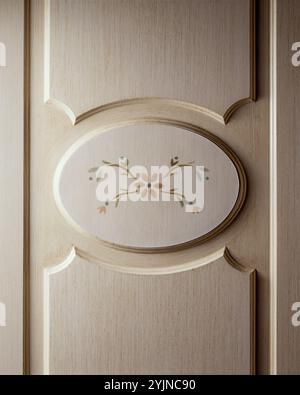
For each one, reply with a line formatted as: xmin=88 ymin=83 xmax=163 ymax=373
xmin=29 ymin=0 xmax=268 ymax=374
xmin=2 ymin=0 xmax=278 ymax=375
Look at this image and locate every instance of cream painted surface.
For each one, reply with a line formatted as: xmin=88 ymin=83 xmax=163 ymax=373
xmin=44 ymin=250 xmax=255 ymax=375
xmin=0 ymin=42 xmax=6 ymax=67
xmin=45 ymin=0 xmax=253 ymax=124
xmin=30 ymin=0 xmax=270 ymax=374
xmin=0 ymin=303 xmax=6 ymax=327
xmin=0 ymin=0 xmax=24 ymax=375
xmin=56 ymin=122 xmax=241 ymax=250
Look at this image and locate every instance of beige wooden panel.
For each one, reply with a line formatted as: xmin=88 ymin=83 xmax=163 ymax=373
xmin=44 ymin=249 xmax=255 ymax=374
xmin=30 ymin=0 xmax=270 ymax=374
xmin=45 ymin=0 xmax=255 ymax=124
xmin=0 ymin=0 xmax=24 ymax=375
xmin=277 ymin=0 xmax=300 ymax=374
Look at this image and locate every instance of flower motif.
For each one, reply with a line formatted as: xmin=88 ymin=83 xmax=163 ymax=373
xmin=97 ymin=206 xmax=107 ymax=214
xmin=97 ymin=200 xmax=109 ymax=214
xmin=134 ymin=173 xmax=163 ymax=200
xmin=191 ymin=206 xmax=201 ymax=214
xmin=90 ymin=156 xmax=209 ymax=213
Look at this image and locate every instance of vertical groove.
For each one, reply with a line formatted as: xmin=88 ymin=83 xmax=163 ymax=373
xmin=23 ymin=0 xmax=31 ymax=375
xmin=250 ymin=0 xmax=257 ymax=101
xmin=250 ymin=271 xmax=257 ymax=375
xmin=250 ymin=1 xmax=257 ymax=371
xmin=44 ymin=0 xmax=50 ymax=102
xmin=270 ymin=0 xmax=277 ymax=375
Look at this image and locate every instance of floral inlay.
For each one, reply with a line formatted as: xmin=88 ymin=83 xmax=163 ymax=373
xmin=88 ymin=156 xmax=209 ymax=214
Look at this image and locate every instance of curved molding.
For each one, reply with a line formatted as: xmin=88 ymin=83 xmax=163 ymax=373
xmin=45 ymin=247 xmax=77 ymax=276
xmin=44 ymin=0 xmax=256 ymax=126
xmin=45 ymin=97 xmax=226 ymax=126
xmin=223 ymin=98 xmax=255 ymax=125
xmin=53 ymin=118 xmax=247 ymax=254
xmin=45 ymin=95 xmax=255 ymax=127
xmin=45 ymin=98 xmax=77 ymax=125
xmin=44 ymin=246 xmax=254 ymax=277
xmin=79 ymin=245 xmax=256 ymax=275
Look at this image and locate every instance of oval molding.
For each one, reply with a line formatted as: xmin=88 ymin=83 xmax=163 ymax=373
xmin=53 ymin=119 xmax=247 ymax=253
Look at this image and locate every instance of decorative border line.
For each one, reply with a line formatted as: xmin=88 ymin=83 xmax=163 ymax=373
xmin=270 ymin=0 xmax=277 ymax=376
xmin=44 ymin=0 xmax=256 ymax=126
xmin=53 ymin=118 xmax=247 ymax=254
xmin=23 ymin=0 xmax=31 ymax=376
xmin=43 ymin=246 xmax=256 ymax=374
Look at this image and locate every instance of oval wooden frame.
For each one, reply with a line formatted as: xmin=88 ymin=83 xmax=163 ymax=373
xmin=53 ymin=118 xmax=247 ymax=254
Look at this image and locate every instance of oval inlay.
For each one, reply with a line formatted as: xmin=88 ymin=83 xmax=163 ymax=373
xmin=54 ymin=121 xmax=246 ymax=252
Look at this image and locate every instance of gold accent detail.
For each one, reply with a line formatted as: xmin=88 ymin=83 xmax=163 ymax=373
xmin=44 ymin=0 xmax=256 ymax=126
xmin=23 ymin=0 xmax=31 ymax=375
xmin=54 ymin=118 xmax=247 ymax=254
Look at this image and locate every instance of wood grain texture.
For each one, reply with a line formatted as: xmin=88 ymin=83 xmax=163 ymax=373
xmin=44 ymin=0 xmax=255 ymax=124
xmin=277 ymin=0 xmax=300 ymax=375
xmin=44 ymin=248 xmax=255 ymax=375
xmin=0 ymin=0 xmax=24 ymax=375
xmin=30 ymin=0 xmax=270 ymax=374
